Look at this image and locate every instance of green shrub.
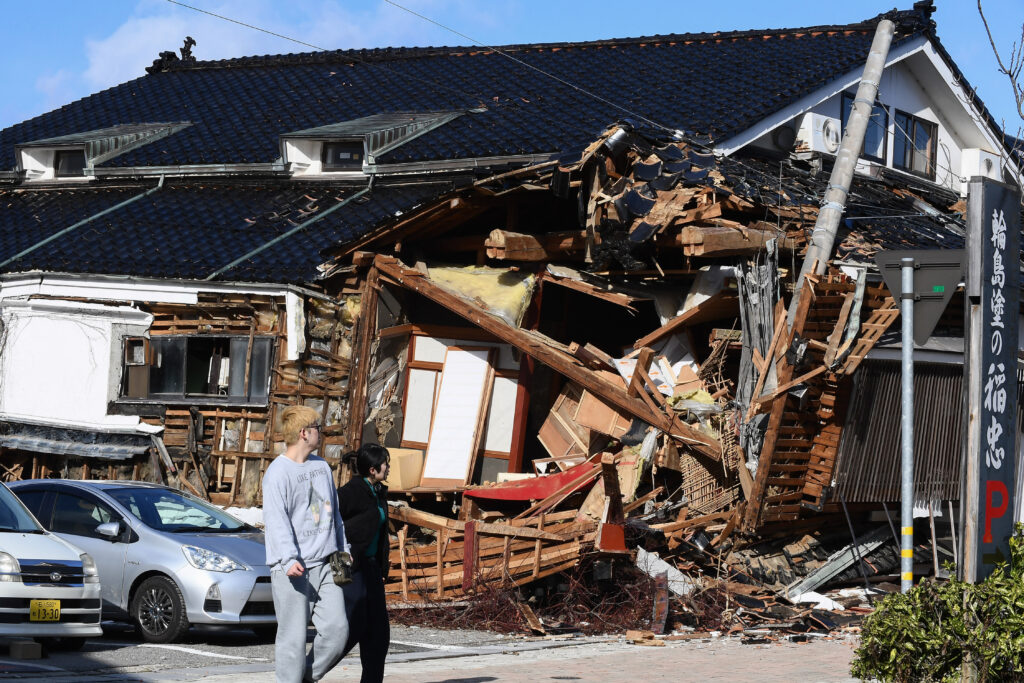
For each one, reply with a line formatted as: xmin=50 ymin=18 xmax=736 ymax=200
xmin=851 ymin=526 xmax=1024 ymax=682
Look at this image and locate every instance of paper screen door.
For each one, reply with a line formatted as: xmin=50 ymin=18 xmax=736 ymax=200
xmin=419 ymin=346 xmax=495 ymax=486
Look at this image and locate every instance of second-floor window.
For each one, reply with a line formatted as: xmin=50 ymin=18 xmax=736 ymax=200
xmin=841 ymin=92 xmax=888 ymax=163
xmin=893 ymin=110 xmax=937 ymax=179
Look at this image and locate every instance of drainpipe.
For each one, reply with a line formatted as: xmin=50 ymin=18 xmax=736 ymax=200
xmin=786 ymin=19 xmax=895 ymax=327
xmin=0 ymin=175 xmax=166 ymax=270
xmin=203 ymin=179 xmax=375 ymax=281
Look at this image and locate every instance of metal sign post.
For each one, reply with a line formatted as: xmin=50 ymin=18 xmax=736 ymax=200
xmin=876 ymin=249 xmax=965 ymax=593
xmin=961 ymin=178 xmax=1020 ymax=584
xmin=899 ymin=259 xmax=915 ymax=592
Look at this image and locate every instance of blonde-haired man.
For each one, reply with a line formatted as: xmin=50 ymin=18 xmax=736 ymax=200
xmin=262 ymin=405 xmax=350 ymax=683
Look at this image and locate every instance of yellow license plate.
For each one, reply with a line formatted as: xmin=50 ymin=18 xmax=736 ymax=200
xmin=29 ymin=600 xmax=60 ymax=622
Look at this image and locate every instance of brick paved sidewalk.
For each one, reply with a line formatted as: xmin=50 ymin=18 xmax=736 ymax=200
xmin=315 ymin=635 xmax=859 ymax=683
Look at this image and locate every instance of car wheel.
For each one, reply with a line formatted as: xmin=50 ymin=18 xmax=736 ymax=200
xmin=132 ymin=576 xmax=190 ymax=643
xmin=40 ymin=636 xmax=88 ymax=651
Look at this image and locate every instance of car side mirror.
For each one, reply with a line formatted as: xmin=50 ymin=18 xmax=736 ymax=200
xmin=96 ymin=521 xmax=121 ymax=540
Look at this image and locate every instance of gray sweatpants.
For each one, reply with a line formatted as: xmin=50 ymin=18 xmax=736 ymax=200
xmin=270 ymin=562 xmax=349 ymax=683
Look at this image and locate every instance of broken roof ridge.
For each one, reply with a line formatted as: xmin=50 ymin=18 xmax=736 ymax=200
xmin=149 ymin=2 xmax=936 ymax=73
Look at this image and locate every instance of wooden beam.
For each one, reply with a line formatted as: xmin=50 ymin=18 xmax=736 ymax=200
xmin=660 ymin=226 xmax=799 ymax=256
xmin=485 ymin=230 xmax=598 ymax=261
xmin=750 ymin=364 xmax=828 ymax=410
xmin=345 ymin=266 xmax=380 ymax=452
xmin=375 ymin=255 xmax=722 ymax=460
xmin=824 ymin=291 xmax=855 ymax=366
xmin=633 ymin=291 xmax=739 ymax=349
xmin=568 ymin=341 xmax=616 ymax=370
xmin=390 ymin=504 xmax=570 ymax=541
xmin=540 ymin=271 xmax=639 ymax=310
xmin=653 ymin=509 xmax=734 ymax=533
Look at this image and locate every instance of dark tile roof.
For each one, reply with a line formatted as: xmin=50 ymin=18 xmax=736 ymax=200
xmin=0 ymin=7 xmax=937 ymax=170
xmin=0 ymin=181 xmax=445 ymax=283
xmin=0 ymin=3 xmax=961 ymax=286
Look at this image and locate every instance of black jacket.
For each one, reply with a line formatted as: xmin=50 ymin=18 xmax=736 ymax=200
xmin=337 ymin=477 xmax=390 ymax=576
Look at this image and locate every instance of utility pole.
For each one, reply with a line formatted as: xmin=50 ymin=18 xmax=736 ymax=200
xmin=786 ymin=19 xmax=894 ymax=328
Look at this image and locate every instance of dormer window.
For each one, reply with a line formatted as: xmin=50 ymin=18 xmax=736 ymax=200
xmin=15 ymin=122 xmax=191 ymax=181
xmin=321 ymin=141 xmax=365 ymax=171
xmin=54 ymin=150 xmax=87 ymax=177
xmin=281 ymin=110 xmax=470 ymax=177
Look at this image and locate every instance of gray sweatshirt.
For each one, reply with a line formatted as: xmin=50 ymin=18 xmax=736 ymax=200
xmin=261 ymin=454 xmax=349 ymax=570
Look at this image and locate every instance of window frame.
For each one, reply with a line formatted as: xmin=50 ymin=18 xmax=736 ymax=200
xmin=893 ymin=109 xmax=938 ymax=180
xmin=320 ymin=140 xmax=365 ymax=171
xmin=53 ymin=149 xmax=87 ymax=177
xmin=840 ymin=92 xmax=889 ymax=165
xmin=118 ymin=334 xmax=276 ymax=406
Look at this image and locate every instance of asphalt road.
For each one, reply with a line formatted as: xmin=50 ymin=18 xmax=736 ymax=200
xmin=0 ymin=620 xmax=531 ymax=680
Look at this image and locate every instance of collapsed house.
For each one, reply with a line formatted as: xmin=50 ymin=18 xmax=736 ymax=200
xmin=0 ymin=1 xmax=1020 ymax=624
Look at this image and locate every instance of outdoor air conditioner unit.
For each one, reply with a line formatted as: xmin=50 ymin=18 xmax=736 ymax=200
xmin=796 ymin=112 xmax=842 ymax=155
xmin=961 ymin=148 xmax=1002 ymax=181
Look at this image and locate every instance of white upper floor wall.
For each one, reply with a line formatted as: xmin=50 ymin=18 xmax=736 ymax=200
xmin=719 ymin=35 xmax=1020 ymax=195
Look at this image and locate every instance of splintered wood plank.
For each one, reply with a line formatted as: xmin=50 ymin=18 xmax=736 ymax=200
xmin=398 ymin=525 xmax=410 ymax=600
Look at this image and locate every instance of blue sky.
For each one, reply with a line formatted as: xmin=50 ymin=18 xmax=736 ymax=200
xmin=1 ymin=0 xmax=1022 ymax=135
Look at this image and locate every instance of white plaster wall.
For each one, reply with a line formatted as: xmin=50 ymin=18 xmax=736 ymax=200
xmin=0 ymin=301 xmax=151 ymax=430
xmin=801 ymin=60 xmax=996 ymax=194
xmin=19 ymin=148 xmax=55 ymax=180
xmin=284 ymin=139 xmax=322 ymax=175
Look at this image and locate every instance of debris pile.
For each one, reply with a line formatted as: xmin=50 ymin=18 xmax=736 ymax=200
xmin=335 ymin=123 xmax=969 ymax=637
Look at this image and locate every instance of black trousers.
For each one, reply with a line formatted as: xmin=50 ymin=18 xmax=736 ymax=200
xmin=342 ymin=556 xmax=390 ymax=683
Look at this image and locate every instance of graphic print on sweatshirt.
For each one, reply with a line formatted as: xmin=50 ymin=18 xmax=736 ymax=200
xmin=299 ymin=466 xmax=333 ymax=539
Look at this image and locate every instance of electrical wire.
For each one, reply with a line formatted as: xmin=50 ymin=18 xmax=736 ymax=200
xmin=166 ymin=0 xmax=683 ymax=137
xmin=165 ymin=0 xmax=973 ymax=232
xmin=380 ymin=0 xmax=680 ymax=136
xmin=165 ymin=0 xmax=495 ymax=108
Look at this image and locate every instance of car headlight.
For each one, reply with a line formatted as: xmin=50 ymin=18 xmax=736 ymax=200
xmin=181 ymin=545 xmax=245 ymax=573
xmin=80 ymin=553 xmax=100 ymax=584
xmin=0 ymin=552 xmax=20 ymax=583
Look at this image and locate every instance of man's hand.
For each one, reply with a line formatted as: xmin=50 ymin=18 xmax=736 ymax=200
xmin=286 ymin=561 xmax=305 ymax=577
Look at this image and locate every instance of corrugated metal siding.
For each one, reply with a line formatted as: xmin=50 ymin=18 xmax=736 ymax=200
xmin=833 ymin=360 xmax=964 ymax=503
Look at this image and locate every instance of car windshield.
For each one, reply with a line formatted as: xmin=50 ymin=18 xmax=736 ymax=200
xmin=106 ymin=487 xmax=250 ymax=533
xmin=0 ymin=484 xmax=44 ymax=533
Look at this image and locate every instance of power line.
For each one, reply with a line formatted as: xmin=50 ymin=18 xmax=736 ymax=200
xmin=380 ymin=0 xmax=681 ymax=136
xmin=164 ymin=0 xmax=492 ymax=107
xmin=167 ymin=0 xmax=689 ymax=144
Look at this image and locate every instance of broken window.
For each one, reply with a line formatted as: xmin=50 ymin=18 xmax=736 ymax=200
xmin=120 ymin=335 xmax=274 ymax=404
xmin=841 ymin=92 xmax=888 ymax=164
xmin=893 ymin=110 xmax=937 ymax=179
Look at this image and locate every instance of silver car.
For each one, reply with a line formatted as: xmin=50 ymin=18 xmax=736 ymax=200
xmin=10 ymin=480 xmax=274 ymax=643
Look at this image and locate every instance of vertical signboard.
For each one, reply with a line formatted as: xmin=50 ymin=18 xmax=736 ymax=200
xmin=963 ymin=178 xmax=1020 ymax=581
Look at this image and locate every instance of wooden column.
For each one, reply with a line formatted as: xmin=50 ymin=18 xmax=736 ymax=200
xmin=345 ymin=266 xmax=381 ymax=452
